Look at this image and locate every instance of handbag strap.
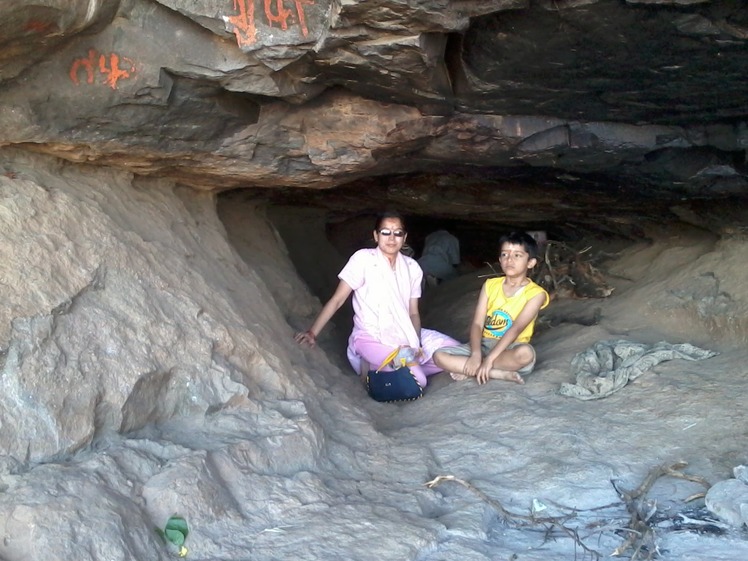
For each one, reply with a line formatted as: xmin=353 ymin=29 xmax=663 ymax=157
xmin=374 ymin=347 xmax=401 ymax=373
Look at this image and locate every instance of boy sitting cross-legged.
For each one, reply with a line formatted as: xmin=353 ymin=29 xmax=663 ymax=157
xmin=433 ymin=231 xmax=550 ymax=385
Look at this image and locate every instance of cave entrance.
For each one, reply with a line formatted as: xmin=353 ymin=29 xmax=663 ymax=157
xmin=216 ymin=169 xmax=748 ymax=382
xmin=217 ymin=169 xmax=645 ymax=309
xmin=215 ymin=171 xmax=653 ymax=372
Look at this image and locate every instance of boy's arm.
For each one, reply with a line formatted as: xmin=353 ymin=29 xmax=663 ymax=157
xmin=484 ymin=292 xmax=547 ymax=362
xmin=468 ymin=285 xmax=489 ymax=354
xmin=458 ymin=284 xmax=489 ymax=378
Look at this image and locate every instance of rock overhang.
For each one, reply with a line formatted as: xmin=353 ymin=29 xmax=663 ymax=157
xmin=0 ymin=0 xmax=747 ymax=237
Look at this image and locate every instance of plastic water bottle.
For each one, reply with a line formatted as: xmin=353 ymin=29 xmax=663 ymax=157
xmin=394 ymin=346 xmax=418 ymax=367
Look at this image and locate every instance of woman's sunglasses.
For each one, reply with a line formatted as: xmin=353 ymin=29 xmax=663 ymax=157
xmin=378 ymin=229 xmax=406 ymax=237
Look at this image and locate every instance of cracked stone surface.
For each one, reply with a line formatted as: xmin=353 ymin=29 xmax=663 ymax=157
xmin=1 ymin=1 xmax=748 ymax=560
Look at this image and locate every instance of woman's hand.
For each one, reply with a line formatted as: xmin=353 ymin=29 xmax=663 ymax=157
xmin=295 ymin=330 xmax=317 ymax=347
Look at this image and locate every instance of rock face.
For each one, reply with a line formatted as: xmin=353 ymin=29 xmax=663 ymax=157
xmin=706 ymin=476 xmax=748 ymax=527
xmin=0 ymin=149 xmax=304 ymax=464
xmin=0 ymin=0 xmax=746 ymax=227
xmin=0 ymin=149 xmax=352 ymax=560
xmin=1 ymin=149 xmax=748 ymax=560
xmin=2 ymin=2 xmax=748 ymax=561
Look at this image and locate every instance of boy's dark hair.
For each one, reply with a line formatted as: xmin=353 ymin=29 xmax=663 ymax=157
xmin=374 ymin=210 xmax=406 ymax=232
xmin=499 ymin=231 xmax=539 ymax=260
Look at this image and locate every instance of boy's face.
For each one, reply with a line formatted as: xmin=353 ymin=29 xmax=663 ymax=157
xmin=498 ymin=242 xmax=536 ymax=275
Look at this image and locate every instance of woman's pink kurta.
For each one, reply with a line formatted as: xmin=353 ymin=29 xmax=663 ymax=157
xmin=338 ymin=248 xmax=458 ymax=385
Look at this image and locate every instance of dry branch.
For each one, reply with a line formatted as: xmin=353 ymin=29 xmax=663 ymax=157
xmin=532 ymin=240 xmax=614 ymax=299
xmin=426 ymin=463 xmax=713 ymax=561
xmin=610 ymin=461 xmax=711 ymax=559
xmin=424 ymin=475 xmax=603 ymax=559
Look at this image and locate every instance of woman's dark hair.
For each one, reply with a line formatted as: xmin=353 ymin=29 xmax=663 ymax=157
xmin=499 ymin=231 xmax=539 ymax=260
xmin=374 ymin=210 xmax=406 ymax=232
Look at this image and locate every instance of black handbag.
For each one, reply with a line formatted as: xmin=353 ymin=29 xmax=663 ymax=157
xmin=366 ymin=348 xmax=424 ymax=403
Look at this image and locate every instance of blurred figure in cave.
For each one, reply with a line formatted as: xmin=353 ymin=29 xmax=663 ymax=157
xmin=417 ymin=229 xmax=460 ymax=288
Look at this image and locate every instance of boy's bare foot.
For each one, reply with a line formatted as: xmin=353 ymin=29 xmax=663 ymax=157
xmin=488 ymin=369 xmax=525 ymax=384
xmin=449 ymin=370 xmax=524 ymax=384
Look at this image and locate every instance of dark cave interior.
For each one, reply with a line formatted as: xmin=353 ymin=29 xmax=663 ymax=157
xmin=233 ymin=165 xmax=744 ymax=288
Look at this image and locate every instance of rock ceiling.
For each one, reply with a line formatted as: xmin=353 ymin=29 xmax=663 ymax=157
xmin=2 ymin=0 xmax=748 ymax=234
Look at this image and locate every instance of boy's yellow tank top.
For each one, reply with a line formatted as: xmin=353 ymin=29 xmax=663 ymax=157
xmin=482 ymin=277 xmax=550 ymax=342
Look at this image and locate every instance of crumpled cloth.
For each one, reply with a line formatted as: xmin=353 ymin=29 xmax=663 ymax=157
xmin=558 ymin=339 xmax=718 ymax=400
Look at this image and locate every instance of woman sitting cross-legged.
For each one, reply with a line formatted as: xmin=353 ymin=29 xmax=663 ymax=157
xmin=294 ymin=210 xmax=459 ymax=389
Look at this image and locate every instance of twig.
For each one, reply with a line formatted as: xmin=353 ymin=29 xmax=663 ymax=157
xmin=427 ymin=463 xmax=713 ymax=561
xmin=424 ymin=475 xmax=602 ymax=559
xmin=478 ymin=261 xmax=503 ymax=279
xmin=544 ymin=241 xmax=558 ymax=292
xmin=684 ymin=492 xmax=706 ymax=502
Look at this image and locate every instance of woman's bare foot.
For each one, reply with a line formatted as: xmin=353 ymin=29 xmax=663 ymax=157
xmin=488 ymin=369 xmax=525 ymax=384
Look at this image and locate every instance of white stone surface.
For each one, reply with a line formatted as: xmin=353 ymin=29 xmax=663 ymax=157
xmin=706 ymin=479 xmax=748 ymax=527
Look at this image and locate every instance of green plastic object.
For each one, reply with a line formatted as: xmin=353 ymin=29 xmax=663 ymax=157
xmin=164 ymin=516 xmax=190 ymax=557
xmin=164 ymin=515 xmax=189 ymax=547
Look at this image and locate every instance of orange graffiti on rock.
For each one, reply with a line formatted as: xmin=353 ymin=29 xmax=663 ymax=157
xmin=292 ymin=0 xmax=314 ymax=37
xmin=69 ymin=49 xmax=97 ymax=85
xmin=69 ymin=49 xmax=136 ymax=90
xmin=265 ymin=0 xmax=292 ymax=30
xmin=99 ymin=53 xmax=135 ymax=89
xmin=229 ymin=0 xmax=257 ymax=48
xmin=227 ymin=0 xmax=314 ymax=46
